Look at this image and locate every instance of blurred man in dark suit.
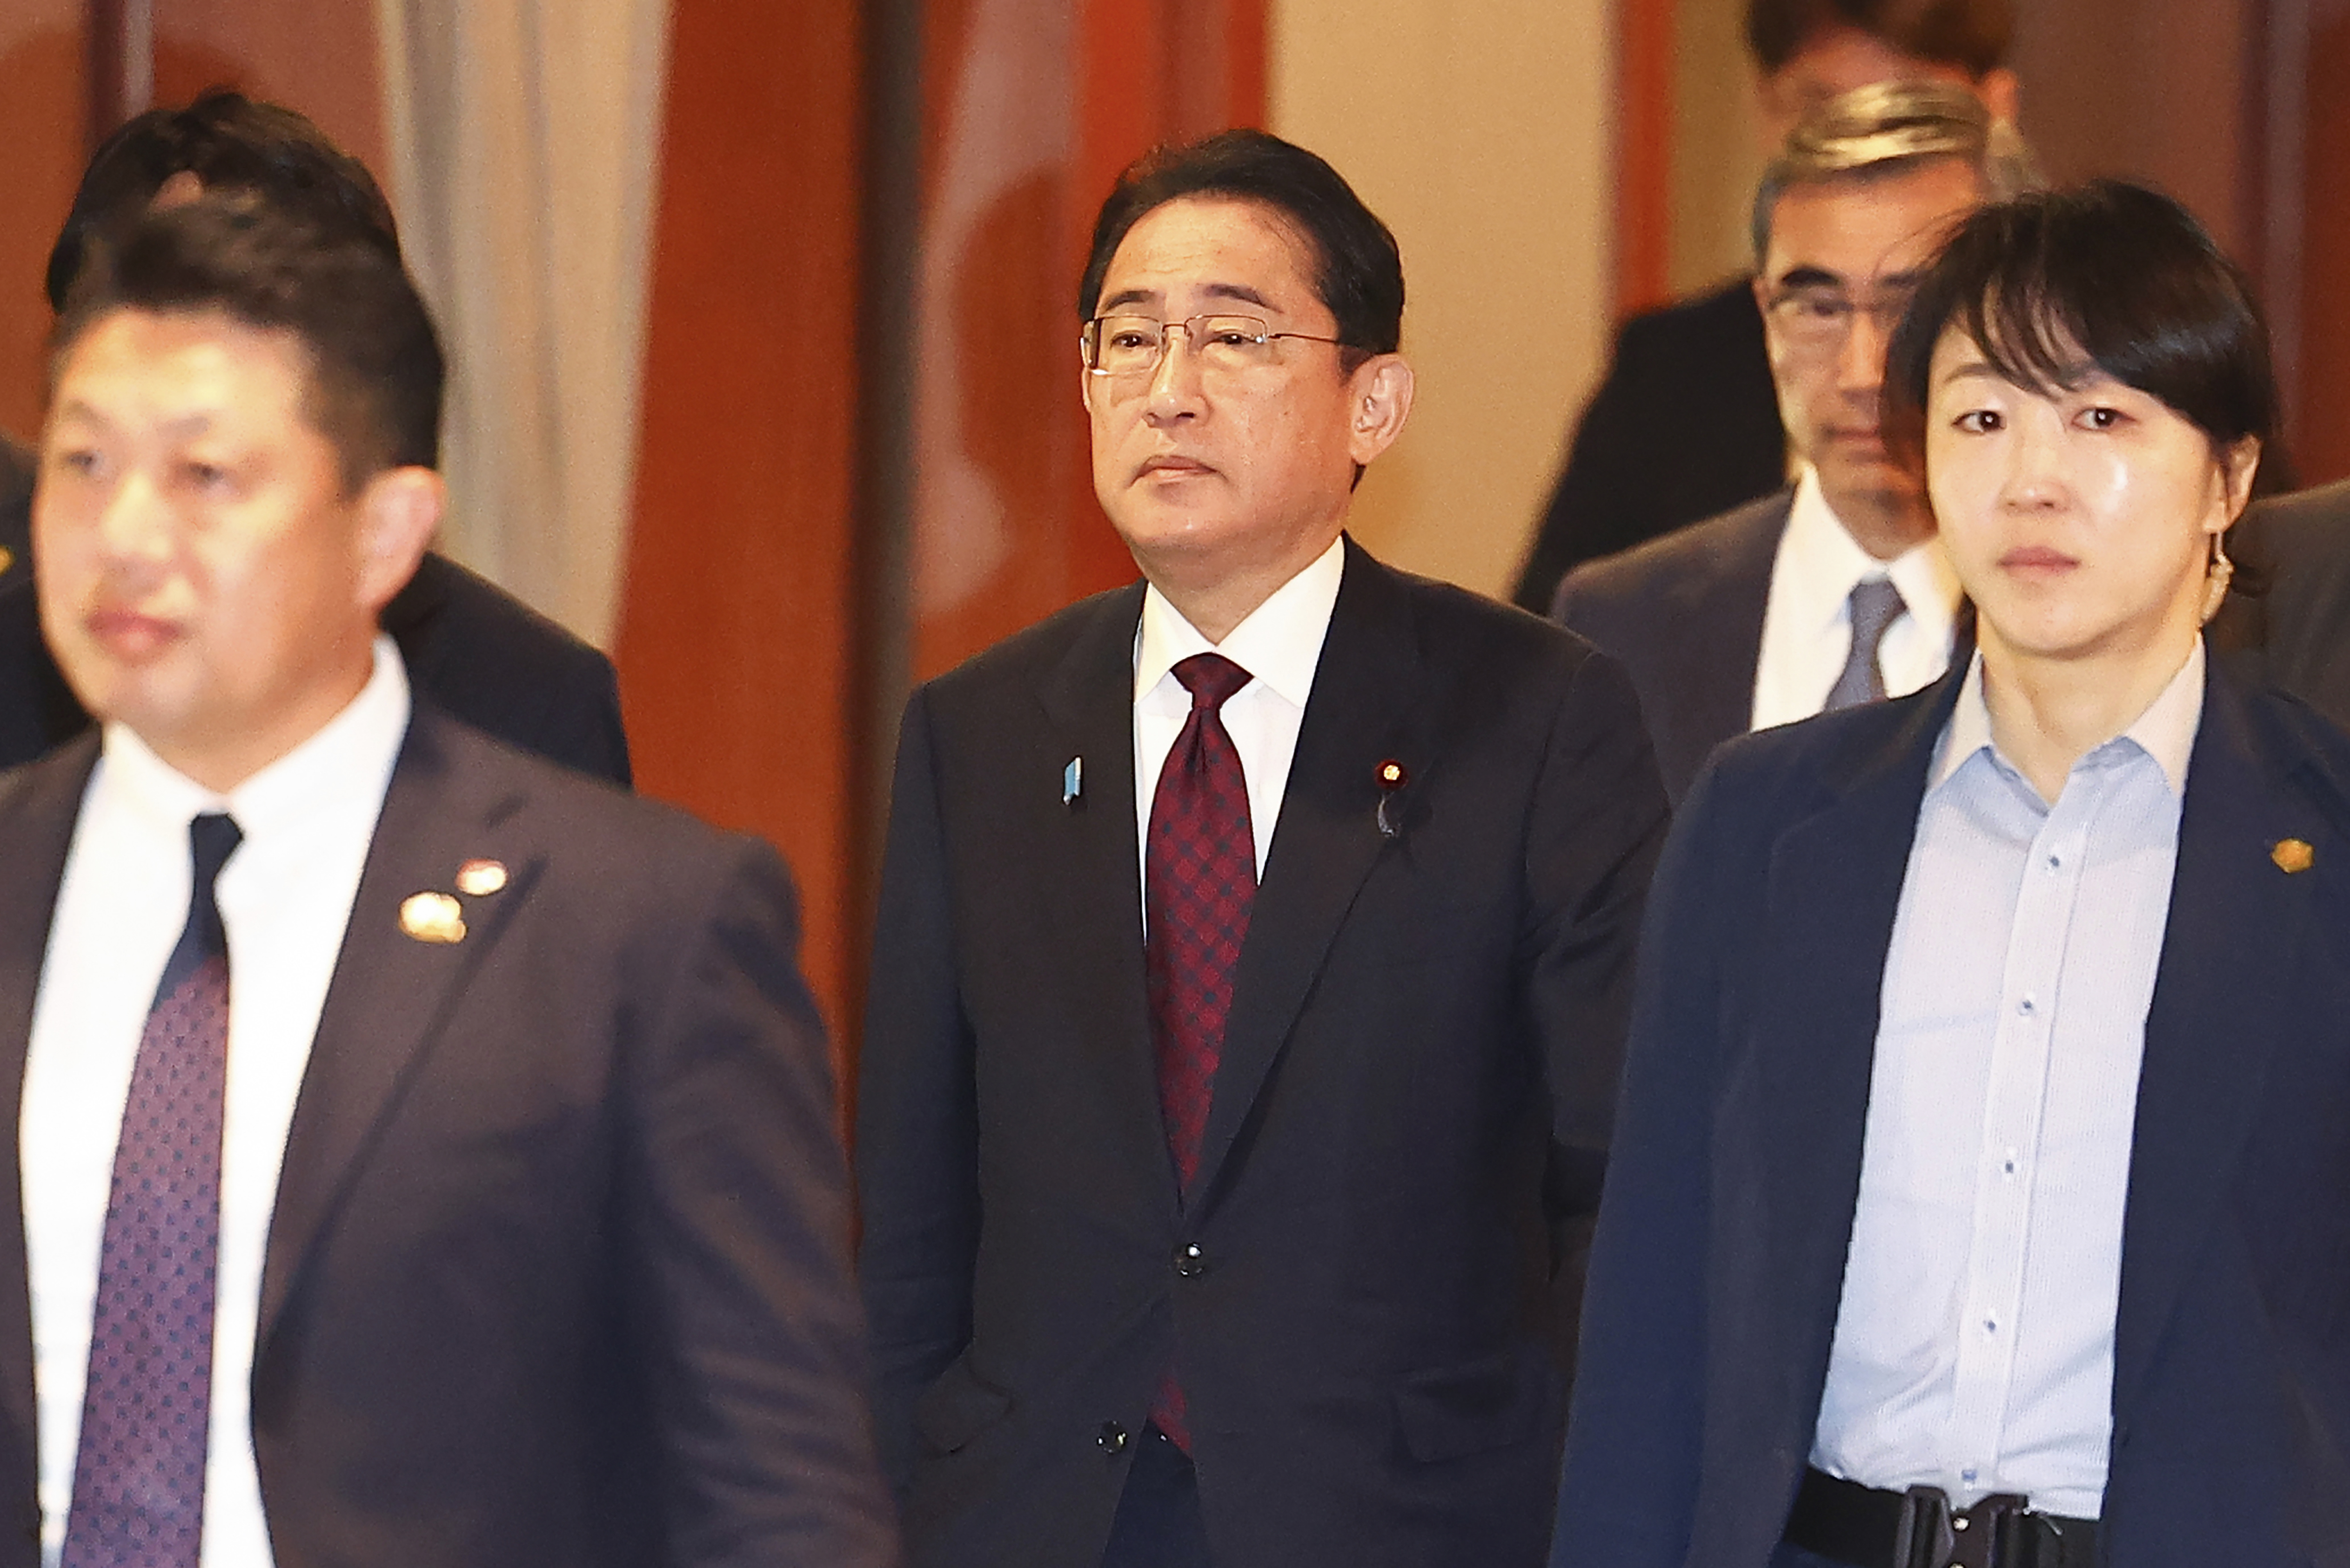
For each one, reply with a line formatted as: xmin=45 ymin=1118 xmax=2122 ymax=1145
xmin=0 ymin=89 xmax=630 ymax=784
xmin=1553 ymin=83 xmax=2032 ymax=803
xmin=1511 ymin=0 xmax=2018 ymax=615
xmin=0 ymin=194 xmax=893 ymax=1568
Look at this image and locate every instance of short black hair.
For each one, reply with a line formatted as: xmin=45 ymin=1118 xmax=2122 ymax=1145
xmin=1746 ymin=0 xmax=2014 ymax=77
xmin=1077 ymin=129 xmax=1404 ymax=363
xmin=46 ymin=88 xmax=400 ymax=312
xmin=1882 ymin=180 xmax=2277 ymax=468
xmin=56 ymin=195 xmax=445 ymax=489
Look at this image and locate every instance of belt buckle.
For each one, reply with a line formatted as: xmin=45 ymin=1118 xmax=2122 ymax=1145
xmin=1895 ymin=1488 xmax=2036 ymax=1568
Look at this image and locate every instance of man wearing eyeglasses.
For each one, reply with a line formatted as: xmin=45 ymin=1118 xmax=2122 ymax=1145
xmin=857 ymin=129 xmax=1668 ymax=1568
xmin=1552 ymin=82 xmax=2036 ymax=804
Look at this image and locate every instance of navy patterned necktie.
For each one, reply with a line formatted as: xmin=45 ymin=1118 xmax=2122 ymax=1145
xmin=1144 ymin=653 xmax=1254 ymax=1452
xmin=63 ymin=811 xmax=242 ymax=1568
xmin=1825 ymin=577 xmax=1907 ymax=711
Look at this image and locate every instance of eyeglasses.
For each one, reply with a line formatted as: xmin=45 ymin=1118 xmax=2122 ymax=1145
xmin=1764 ymin=284 xmax=1920 ymax=352
xmin=1081 ymin=313 xmax=1347 ymax=381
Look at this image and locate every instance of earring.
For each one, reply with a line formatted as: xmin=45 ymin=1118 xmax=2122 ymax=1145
xmin=2200 ymin=534 xmax=2235 ymax=624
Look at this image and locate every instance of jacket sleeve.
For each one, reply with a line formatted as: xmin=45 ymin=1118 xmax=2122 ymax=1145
xmin=620 ymin=835 xmax=901 ymax=1567
xmin=854 ymin=691 xmax=983 ymax=1500
xmin=1550 ymin=757 xmax=1735 ymax=1568
xmin=1523 ymin=650 xmax=1671 ymax=1345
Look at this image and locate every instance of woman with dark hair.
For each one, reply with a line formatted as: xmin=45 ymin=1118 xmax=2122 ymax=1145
xmin=1554 ymin=180 xmax=2350 ymax=1568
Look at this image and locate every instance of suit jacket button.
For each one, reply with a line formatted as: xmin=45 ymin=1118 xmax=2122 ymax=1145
xmin=1174 ymin=1242 xmax=1208 ymax=1278
xmin=1097 ymin=1421 xmax=1129 ymax=1453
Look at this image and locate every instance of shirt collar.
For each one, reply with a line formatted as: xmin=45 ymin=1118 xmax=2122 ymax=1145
xmin=1783 ymin=466 xmax=1962 ymax=644
xmin=1134 ymin=533 xmax=1346 ymax=708
xmin=1932 ymin=637 xmax=2205 ymax=797
xmin=97 ymin=634 xmax=414 ymax=839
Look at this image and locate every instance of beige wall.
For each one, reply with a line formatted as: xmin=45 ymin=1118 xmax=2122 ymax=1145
xmin=1669 ymin=0 xmax=1763 ymax=294
xmin=1268 ymin=0 xmax=1616 ymax=598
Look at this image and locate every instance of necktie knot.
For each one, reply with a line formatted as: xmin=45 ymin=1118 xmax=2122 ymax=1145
xmin=186 ymin=812 xmax=243 ymax=963
xmin=1172 ymin=652 xmax=1252 ymax=714
xmin=189 ymin=811 xmax=242 ymax=888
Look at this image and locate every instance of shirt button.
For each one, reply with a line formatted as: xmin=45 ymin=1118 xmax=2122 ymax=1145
xmin=1983 ymin=1317 xmax=1999 ymax=1335
xmin=1097 ymin=1421 xmax=1129 ymax=1453
xmin=1961 ymin=1466 xmax=1980 ymax=1484
xmin=2045 ymin=852 xmax=2062 ymax=872
xmin=1174 ymin=1242 xmax=1208 ymax=1278
xmin=2018 ymin=995 xmax=2037 ymax=1016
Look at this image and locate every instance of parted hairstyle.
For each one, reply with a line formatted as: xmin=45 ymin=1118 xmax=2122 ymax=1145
xmin=46 ymin=88 xmax=400 ymax=313
xmin=1751 ymin=79 xmax=2039 ymax=263
xmin=1077 ymin=129 xmax=1404 ymax=366
xmin=55 ymin=195 xmax=445 ymax=490
xmin=1880 ymin=179 xmax=2278 ymax=468
xmin=1746 ymin=0 xmax=2014 ymax=77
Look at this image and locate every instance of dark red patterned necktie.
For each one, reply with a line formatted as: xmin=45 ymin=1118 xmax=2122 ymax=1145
xmin=1144 ymin=652 xmax=1254 ymax=1451
xmin=63 ymin=811 xmax=241 ymax=1568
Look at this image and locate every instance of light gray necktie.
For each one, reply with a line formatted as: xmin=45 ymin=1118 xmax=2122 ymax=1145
xmin=1824 ymin=577 xmax=1905 ymax=711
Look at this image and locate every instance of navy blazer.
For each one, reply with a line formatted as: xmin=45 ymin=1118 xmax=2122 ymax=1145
xmin=1554 ymin=654 xmax=2350 ymax=1568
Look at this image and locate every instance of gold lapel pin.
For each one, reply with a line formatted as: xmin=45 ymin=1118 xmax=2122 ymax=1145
xmin=0 ymin=546 xmax=13 ymax=577
xmin=400 ymin=890 xmax=467 ymax=944
xmin=455 ymin=858 xmax=509 ymax=897
xmin=1375 ymin=759 xmax=1409 ymax=839
xmin=2272 ymin=838 xmax=2316 ymax=875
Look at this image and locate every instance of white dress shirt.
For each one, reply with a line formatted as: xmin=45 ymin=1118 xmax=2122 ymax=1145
xmin=23 ymin=636 xmax=411 ymax=1568
xmin=1750 ymin=467 xmax=1961 ymax=732
xmin=1132 ymin=536 xmax=1344 ymax=892
xmin=1811 ymin=640 xmax=2204 ymax=1518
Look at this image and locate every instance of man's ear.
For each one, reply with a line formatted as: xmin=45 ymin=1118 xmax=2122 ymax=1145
xmin=1346 ymin=355 xmax=1415 ymax=467
xmin=353 ymin=465 xmax=444 ymax=615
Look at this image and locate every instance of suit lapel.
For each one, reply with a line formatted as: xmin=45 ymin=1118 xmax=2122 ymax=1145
xmin=0 ymin=739 xmax=101 ymax=1479
xmin=1754 ymin=679 xmax=1957 ymax=1387
xmin=256 ymin=710 xmax=539 ymax=1348
xmin=1191 ymin=544 xmax=1425 ymax=1203
xmin=1684 ymin=495 xmax=1785 ymax=756
xmin=2112 ymin=667 xmax=2319 ymax=1411
xmin=1034 ymin=585 xmax=1174 ymax=1201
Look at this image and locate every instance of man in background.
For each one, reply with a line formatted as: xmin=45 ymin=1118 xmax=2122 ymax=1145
xmin=0 ymin=89 xmax=630 ymax=785
xmin=1510 ymin=0 xmax=2017 ymax=614
xmin=1552 ymin=83 xmax=2031 ymax=802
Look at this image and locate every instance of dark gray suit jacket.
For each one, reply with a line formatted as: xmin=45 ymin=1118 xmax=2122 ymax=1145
xmin=0 ymin=706 xmax=896 ymax=1567
xmin=1550 ymin=491 xmax=1788 ymax=805
xmin=2209 ymin=477 xmax=2350 ymax=733
xmin=857 ymin=539 xmax=1668 ymax=1568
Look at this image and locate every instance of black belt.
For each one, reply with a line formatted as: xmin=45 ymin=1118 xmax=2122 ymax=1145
xmin=1783 ymin=1467 xmax=2099 ymax=1568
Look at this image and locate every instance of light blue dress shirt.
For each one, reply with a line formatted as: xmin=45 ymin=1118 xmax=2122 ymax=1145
xmin=1810 ymin=640 xmax=2205 ymax=1520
